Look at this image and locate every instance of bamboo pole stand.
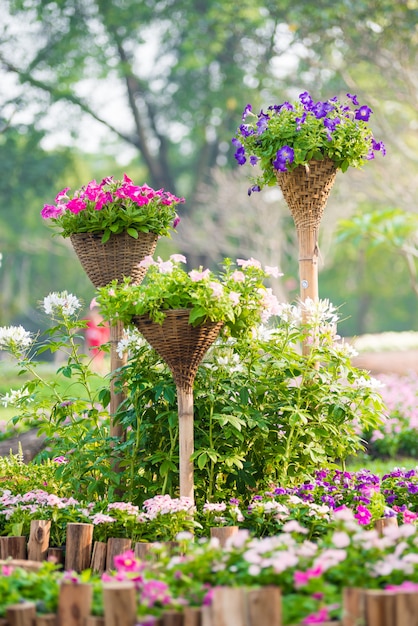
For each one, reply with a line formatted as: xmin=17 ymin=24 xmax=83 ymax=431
xmin=132 ymin=310 xmax=222 ymax=504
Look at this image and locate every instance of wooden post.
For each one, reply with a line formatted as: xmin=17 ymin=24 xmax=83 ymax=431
xmin=177 ymin=387 xmax=194 ymax=502
xmin=91 ymin=541 xmax=108 ymax=574
xmin=396 ymin=591 xmax=418 ymax=626
xmin=102 ymin=582 xmax=137 ymax=626
xmin=210 ymin=527 xmax=239 ymax=548
xmin=365 ymin=590 xmax=396 ymax=626
xmin=134 ymin=542 xmax=154 ymax=560
xmin=37 ymin=616 xmax=58 ymax=626
xmin=58 ymin=583 xmax=93 ymax=626
xmin=106 ymin=537 xmax=132 ymax=571
xmin=183 ymin=608 xmax=202 ymax=626
xmin=48 ymin=547 xmax=65 ymax=567
xmin=297 ymin=226 xmax=319 ymax=304
xmin=65 ymin=523 xmax=94 ymax=573
xmin=6 ymin=603 xmax=36 ymax=626
xmin=110 ymin=322 xmax=127 ymax=440
xmin=162 ymin=612 xmax=183 ymax=626
xmin=375 ymin=516 xmax=398 ymax=536
xmin=28 ymin=519 xmax=51 ymax=561
xmin=86 ymin=618 xmax=106 ymax=626
xmin=342 ymin=587 xmax=366 ymax=626
xmin=211 ymin=588 xmax=247 ymax=626
xmin=247 ymin=587 xmax=282 ymax=626
xmin=0 ymin=536 xmax=26 ymax=560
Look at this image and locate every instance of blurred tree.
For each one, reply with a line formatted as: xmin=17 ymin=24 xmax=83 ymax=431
xmin=0 ymin=0 xmax=416 ymax=332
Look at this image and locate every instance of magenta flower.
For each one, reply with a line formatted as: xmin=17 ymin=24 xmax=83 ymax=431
xmin=66 ymin=198 xmax=87 ymax=214
xmin=354 ymin=504 xmax=372 ymax=525
xmin=41 ymin=204 xmax=63 ymax=219
xmin=114 ymin=550 xmax=142 ymax=573
xmin=294 ymin=565 xmax=323 ymax=588
xmin=303 ymin=607 xmax=330 ymax=624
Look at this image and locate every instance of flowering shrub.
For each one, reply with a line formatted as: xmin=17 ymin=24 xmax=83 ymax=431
xmin=364 ymin=372 xmax=418 ymax=458
xmin=0 ymin=291 xmax=115 ymax=501
xmin=41 ymin=174 xmax=184 ymax=242
xmin=90 ymin=515 xmax=418 ymax=625
xmin=113 ymin=298 xmax=385 ymax=502
xmin=232 ymin=91 xmax=385 ymax=193
xmin=97 ymin=255 xmax=281 ymax=337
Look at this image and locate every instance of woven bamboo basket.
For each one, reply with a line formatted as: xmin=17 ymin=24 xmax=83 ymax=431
xmin=70 ymin=231 xmax=158 ymax=288
xmin=132 ymin=310 xmax=223 ymax=393
xmin=275 ymin=157 xmax=337 ymax=231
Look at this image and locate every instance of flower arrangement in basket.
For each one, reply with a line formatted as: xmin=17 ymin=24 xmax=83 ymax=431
xmin=96 ymin=254 xmax=281 ymax=337
xmin=41 ymin=174 xmax=184 ymax=288
xmin=41 ymin=173 xmax=184 ymax=242
xmin=232 ymin=91 xmax=386 ymax=194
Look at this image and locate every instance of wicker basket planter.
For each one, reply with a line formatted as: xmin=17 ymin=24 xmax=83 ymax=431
xmin=132 ymin=309 xmax=223 ymax=501
xmin=132 ymin=309 xmax=223 ymax=393
xmin=276 ymin=158 xmax=337 ymax=354
xmin=70 ymin=231 xmax=158 ymax=288
xmin=276 ymin=157 xmax=337 ymax=303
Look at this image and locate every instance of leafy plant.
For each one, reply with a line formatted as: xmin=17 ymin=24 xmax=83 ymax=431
xmin=0 ymin=292 xmax=117 ymax=501
xmin=113 ymin=298 xmax=385 ymax=504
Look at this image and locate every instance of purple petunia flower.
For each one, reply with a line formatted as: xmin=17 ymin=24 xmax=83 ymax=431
xmin=323 ymin=117 xmax=341 ymax=140
xmin=346 ymin=93 xmax=359 ymax=105
xmin=242 ymin=103 xmax=252 ymax=120
xmin=239 ymin=124 xmax=254 ymax=138
xmin=232 ymin=138 xmax=246 ymax=165
xmin=249 ymin=155 xmax=259 ymax=166
xmin=312 ymin=101 xmax=333 ymax=119
xmin=248 ymin=185 xmax=261 ymax=195
xmin=355 ymin=105 xmax=373 ymax=121
xmin=295 ymin=112 xmax=307 ymax=130
xmin=273 ymin=145 xmax=295 ymax=172
xmin=299 ymin=91 xmax=314 ymax=110
xmin=256 ymin=110 xmax=270 ymax=135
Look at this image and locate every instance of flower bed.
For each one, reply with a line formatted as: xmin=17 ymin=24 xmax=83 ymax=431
xmin=1 ymin=513 xmax=418 ymax=625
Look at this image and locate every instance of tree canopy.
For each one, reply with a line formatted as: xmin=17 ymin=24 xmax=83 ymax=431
xmin=0 ymin=0 xmax=417 ymax=332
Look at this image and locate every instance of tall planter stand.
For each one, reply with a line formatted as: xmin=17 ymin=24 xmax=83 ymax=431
xmin=133 ymin=310 xmax=223 ymax=502
xmin=70 ymin=231 xmax=158 ymax=449
xmin=276 ymin=158 xmax=337 ymax=352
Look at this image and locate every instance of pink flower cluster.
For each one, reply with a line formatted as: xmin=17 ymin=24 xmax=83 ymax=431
xmin=142 ymin=495 xmax=195 ymax=520
xmin=41 ymin=174 xmax=185 ymax=219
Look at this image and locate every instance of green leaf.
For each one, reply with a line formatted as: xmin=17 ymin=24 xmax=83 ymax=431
xmin=127 ymin=227 xmax=139 ymax=238
xmin=197 ymin=452 xmax=208 ymax=469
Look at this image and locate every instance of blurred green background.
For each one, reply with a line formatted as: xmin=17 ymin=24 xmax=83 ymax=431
xmin=0 ymin=0 xmax=417 ymax=337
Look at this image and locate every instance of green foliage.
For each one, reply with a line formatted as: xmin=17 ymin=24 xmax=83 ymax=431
xmin=0 ymin=294 xmax=120 ymax=501
xmin=114 ymin=301 xmax=384 ymax=505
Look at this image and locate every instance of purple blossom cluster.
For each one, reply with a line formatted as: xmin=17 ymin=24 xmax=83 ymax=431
xmin=232 ymin=91 xmax=386 ymax=194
